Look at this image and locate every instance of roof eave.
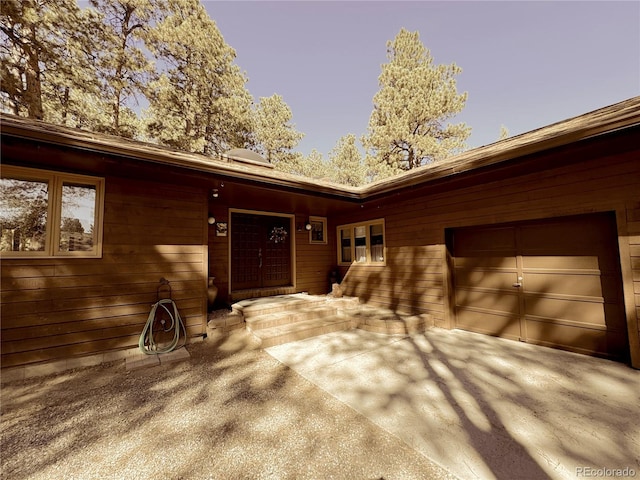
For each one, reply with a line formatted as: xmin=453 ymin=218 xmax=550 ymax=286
xmin=0 ymin=115 xmax=361 ymax=200
xmin=358 ymin=96 xmax=640 ymax=197
xmin=2 ymin=96 xmax=638 ymax=201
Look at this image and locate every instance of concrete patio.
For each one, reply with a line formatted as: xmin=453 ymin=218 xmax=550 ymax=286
xmin=267 ymin=328 xmax=640 ymax=480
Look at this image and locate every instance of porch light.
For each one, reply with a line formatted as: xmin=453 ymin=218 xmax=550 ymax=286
xmin=305 ymin=222 xmax=312 ymax=231
xmin=208 ymin=216 xmax=216 ymax=225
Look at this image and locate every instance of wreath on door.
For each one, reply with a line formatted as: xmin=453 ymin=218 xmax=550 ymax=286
xmin=269 ymin=226 xmax=288 ymax=244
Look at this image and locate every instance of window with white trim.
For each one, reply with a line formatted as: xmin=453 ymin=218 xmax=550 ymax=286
xmin=0 ymin=166 xmax=104 ymax=258
xmin=337 ymin=219 xmax=385 ymax=265
xmin=309 ymin=216 xmax=327 ymax=244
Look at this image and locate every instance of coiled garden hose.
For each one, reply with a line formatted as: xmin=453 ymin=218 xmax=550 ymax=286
xmin=139 ymin=298 xmax=187 ymax=355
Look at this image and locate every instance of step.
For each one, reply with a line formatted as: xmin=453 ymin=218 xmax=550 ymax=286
xmin=351 ymin=306 xmax=435 ymax=335
xmin=207 ymin=311 xmax=245 ymax=336
xmin=245 ymin=305 xmax=339 ymax=332
xmin=251 ymin=315 xmax=352 ymax=348
xmin=233 ymin=294 xmax=329 ymax=319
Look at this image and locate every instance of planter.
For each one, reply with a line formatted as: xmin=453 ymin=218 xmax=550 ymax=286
xmin=207 ymin=277 xmax=218 ymax=311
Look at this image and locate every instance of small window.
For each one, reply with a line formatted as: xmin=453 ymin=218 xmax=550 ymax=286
xmin=308 ymin=216 xmax=327 ymax=244
xmin=354 ymin=225 xmax=366 ymax=262
xmin=1 ymin=166 xmax=104 ymax=258
xmin=340 ymin=228 xmax=352 ymax=263
xmin=337 ymin=219 xmax=385 ymax=265
xmin=370 ymin=223 xmax=385 ymax=262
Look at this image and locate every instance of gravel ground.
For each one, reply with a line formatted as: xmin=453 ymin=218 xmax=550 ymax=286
xmin=1 ymin=331 xmax=455 ymax=480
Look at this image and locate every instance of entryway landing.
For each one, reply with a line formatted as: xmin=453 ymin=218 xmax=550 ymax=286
xmin=207 ymin=293 xmax=435 ymax=348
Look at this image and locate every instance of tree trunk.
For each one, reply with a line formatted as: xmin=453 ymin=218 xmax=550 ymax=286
xmin=24 ymin=25 xmax=43 ymax=120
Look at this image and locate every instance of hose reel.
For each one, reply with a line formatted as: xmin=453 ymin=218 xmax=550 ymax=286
xmin=139 ymin=278 xmax=187 ymax=355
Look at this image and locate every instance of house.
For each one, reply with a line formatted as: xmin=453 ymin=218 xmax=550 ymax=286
xmin=1 ymin=96 xmax=639 ymax=373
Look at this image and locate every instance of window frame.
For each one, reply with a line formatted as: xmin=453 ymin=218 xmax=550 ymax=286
xmin=336 ymin=218 xmax=386 ymax=266
xmin=308 ymin=216 xmax=327 ymax=244
xmin=1 ymin=165 xmax=105 ymax=259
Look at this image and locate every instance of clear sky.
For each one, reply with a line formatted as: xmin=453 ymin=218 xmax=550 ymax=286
xmin=203 ymin=1 xmax=639 ymax=158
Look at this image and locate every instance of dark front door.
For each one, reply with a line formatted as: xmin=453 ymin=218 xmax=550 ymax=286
xmin=231 ymin=212 xmax=292 ymax=291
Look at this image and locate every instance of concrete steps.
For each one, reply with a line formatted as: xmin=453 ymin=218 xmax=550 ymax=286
xmin=207 ymin=293 xmax=434 ymax=348
xmin=354 ymin=305 xmax=433 ymax=335
xmin=250 ymin=314 xmax=352 ymax=348
xmin=233 ymin=294 xmax=357 ymax=348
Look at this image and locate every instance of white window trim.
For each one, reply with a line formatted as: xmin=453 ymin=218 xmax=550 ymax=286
xmin=1 ymin=165 xmax=105 ymax=259
xmin=337 ymin=218 xmax=386 ymax=266
xmin=308 ymin=216 xmax=327 ymax=244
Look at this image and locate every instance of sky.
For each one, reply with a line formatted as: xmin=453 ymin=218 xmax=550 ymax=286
xmin=203 ymin=1 xmax=639 ymax=158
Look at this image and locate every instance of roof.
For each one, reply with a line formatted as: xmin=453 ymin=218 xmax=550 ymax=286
xmin=2 ymin=96 xmax=639 ymax=200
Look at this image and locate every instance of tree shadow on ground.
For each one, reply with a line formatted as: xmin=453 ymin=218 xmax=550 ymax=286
xmin=0 ymin=330 xmax=454 ymax=480
xmin=266 ymin=327 xmax=640 ymax=480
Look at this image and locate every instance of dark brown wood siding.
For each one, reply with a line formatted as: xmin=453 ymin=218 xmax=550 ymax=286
xmin=1 ymin=176 xmax=208 ymax=368
xmin=338 ymin=131 xmax=640 ymax=365
xmin=629 ymin=200 xmax=640 ymax=365
xmin=295 ymin=213 xmax=337 ymax=295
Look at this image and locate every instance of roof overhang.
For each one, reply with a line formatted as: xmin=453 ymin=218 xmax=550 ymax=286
xmin=2 ymin=96 xmax=639 ymax=201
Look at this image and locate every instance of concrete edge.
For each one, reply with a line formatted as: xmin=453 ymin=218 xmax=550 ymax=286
xmin=1 ymin=338 xmax=203 ymax=384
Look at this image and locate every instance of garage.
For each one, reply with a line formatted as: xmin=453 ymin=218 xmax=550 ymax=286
xmin=449 ymin=212 xmax=630 ymax=361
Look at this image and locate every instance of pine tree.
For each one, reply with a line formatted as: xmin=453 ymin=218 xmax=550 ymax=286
xmin=328 ymin=134 xmax=366 ymax=186
xmin=253 ymin=94 xmax=304 ymax=164
xmin=144 ymin=0 xmax=253 ymax=155
xmin=499 ymin=125 xmax=510 ymax=140
xmin=88 ymin=0 xmax=158 ymax=138
xmin=364 ymin=28 xmax=470 ymax=178
xmin=43 ymin=6 xmax=107 ymax=131
xmin=275 ymin=149 xmax=331 ymax=181
xmin=1 ymin=0 xmax=84 ymax=119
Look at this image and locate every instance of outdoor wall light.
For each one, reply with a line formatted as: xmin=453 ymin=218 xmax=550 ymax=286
xmin=305 ymin=222 xmax=312 ymax=231
xmin=208 ymin=216 xmax=216 ymax=225
xmin=211 ymin=189 xmax=219 ymax=198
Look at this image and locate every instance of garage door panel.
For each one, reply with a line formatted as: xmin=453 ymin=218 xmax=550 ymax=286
xmin=522 ymin=255 xmax=602 ymax=271
xmin=524 ymin=319 xmax=610 ymax=356
xmin=451 ymin=212 xmax=629 ymax=361
xmin=520 ymin=221 xmax=610 ymax=252
xmin=456 ymin=308 xmax=521 ymax=340
xmin=456 ymin=288 xmax=520 ymax=314
xmin=454 ymin=270 xmax=517 ymax=290
xmin=454 ymin=256 xmax=517 ymax=270
xmin=524 ymin=296 xmax=606 ymax=326
xmin=523 ymin=272 xmax=603 ymax=297
xmin=453 ymin=227 xmax=516 ymax=254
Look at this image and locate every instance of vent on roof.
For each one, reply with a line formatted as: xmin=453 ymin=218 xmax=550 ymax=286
xmin=224 ymin=148 xmax=272 ymax=168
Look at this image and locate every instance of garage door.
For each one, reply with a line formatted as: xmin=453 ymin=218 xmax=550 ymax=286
xmin=450 ymin=213 xmax=629 ymax=361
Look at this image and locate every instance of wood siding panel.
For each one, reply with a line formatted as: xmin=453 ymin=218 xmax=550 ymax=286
xmin=338 ymin=136 xmax=640 ymax=352
xmin=1 ymin=176 xmax=207 ymax=368
xmin=628 ymin=206 xmax=640 ymax=366
xmin=296 ymin=214 xmax=337 ymax=295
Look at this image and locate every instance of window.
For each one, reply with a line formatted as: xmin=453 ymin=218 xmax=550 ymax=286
xmin=308 ymin=216 xmax=327 ymax=244
xmin=337 ymin=219 xmax=385 ymax=265
xmin=0 ymin=166 xmax=104 ymax=258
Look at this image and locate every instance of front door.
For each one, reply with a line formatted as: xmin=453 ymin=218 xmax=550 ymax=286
xmin=230 ymin=212 xmax=292 ymax=291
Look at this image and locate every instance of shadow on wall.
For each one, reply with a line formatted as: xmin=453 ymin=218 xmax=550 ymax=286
xmin=339 ymin=245 xmax=443 ymax=320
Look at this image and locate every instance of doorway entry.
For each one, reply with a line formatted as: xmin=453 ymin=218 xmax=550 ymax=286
xmin=230 ymin=211 xmax=293 ymax=291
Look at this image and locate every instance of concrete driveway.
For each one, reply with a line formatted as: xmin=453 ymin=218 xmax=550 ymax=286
xmin=266 ymin=328 xmax=640 ymax=480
